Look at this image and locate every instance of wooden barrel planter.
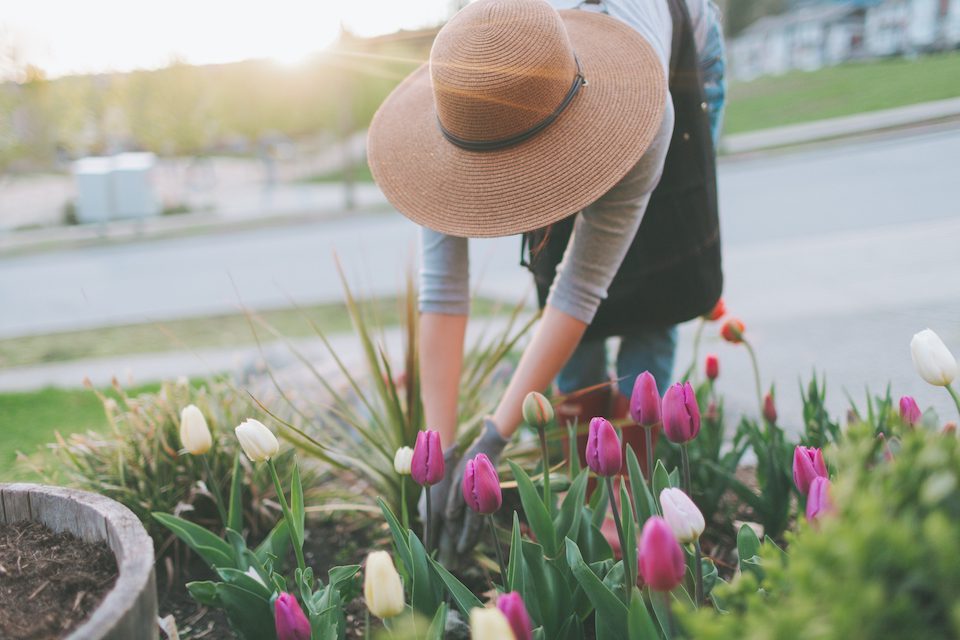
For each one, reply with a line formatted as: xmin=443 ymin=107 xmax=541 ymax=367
xmin=0 ymin=483 xmax=158 ymax=640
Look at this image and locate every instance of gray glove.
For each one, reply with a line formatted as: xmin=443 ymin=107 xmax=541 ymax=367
xmin=438 ymin=418 xmax=509 ymax=567
xmin=418 ymin=444 xmax=461 ymax=550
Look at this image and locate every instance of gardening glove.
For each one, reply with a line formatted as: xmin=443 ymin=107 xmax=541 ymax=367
xmin=439 ymin=417 xmax=509 ymax=567
xmin=418 ymin=444 xmax=461 ymax=549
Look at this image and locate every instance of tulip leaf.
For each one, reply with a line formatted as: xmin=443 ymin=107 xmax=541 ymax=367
xmin=628 ymin=586 xmax=659 ymax=639
xmin=429 ymin=556 xmax=482 ymax=616
xmin=378 ymin=497 xmax=414 ymax=581
xmin=216 ymin=582 xmax=277 ymax=640
xmin=407 ymin=531 xmax=444 ymax=617
xmin=626 ymin=447 xmax=660 ymax=524
xmin=227 ymin=452 xmax=244 ymax=534
xmin=565 ymin=539 xmax=627 ymax=638
xmin=508 ymin=460 xmax=558 ymax=557
xmin=590 ymin=484 xmax=609 ymax=527
xmin=427 ymin=601 xmax=449 ymax=640
xmin=567 ymin=422 xmax=582 ymax=479
xmin=555 ymin=469 xmax=588 ymax=541
xmin=737 ymin=524 xmax=762 ymax=567
xmin=521 ymin=538 xmax=571 ymax=638
xmin=153 ymin=512 xmax=235 ymax=569
xmin=620 ymin=482 xmax=637 ymax=598
xmin=668 ymin=467 xmax=681 ymax=488
xmin=508 ymin=511 xmax=525 ymax=594
xmin=556 ymin=614 xmax=582 ymax=640
xmin=653 ymin=460 xmax=672 ymax=499
xmin=216 ymin=567 xmax=273 ymax=600
xmin=576 ymin=509 xmax=613 ymax=563
xmin=254 ymin=518 xmax=290 ymax=567
xmin=648 ymin=586 xmax=674 ymax=639
xmin=288 ymin=461 xmax=305 ymax=549
xmin=702 ymin=557 xmax=719 ymax=597
xmin=186 ymin=580 xmax=221 ymax=607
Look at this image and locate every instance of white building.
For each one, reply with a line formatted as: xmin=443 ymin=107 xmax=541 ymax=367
xmin=865 ymin=0 xmax=960 ymax=55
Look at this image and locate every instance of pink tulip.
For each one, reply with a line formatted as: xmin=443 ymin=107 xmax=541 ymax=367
xmin=462 ymin=453 xmax=502 ymax=515
xmin=274 ymin=593 xmax=311 ymax=640
xmin=792 ymin=446 xmax=827 ymax=496
xmin=662 ymin=382 xmax=701 ymax=443
xmin=806 ymin=476 xmax=832 ymax=521
xmin=899 ymin=396 xmax=921 ymax=427
xmin=637 ymin=517 xmax=686 ymax=592
xmin=629 ymin=371 xmax=661 ymax=427
xmin=496 ymin=592 xmax=533 ymax=640
xmin=705 ymin=354 xmax=719 ymax=381
xmin=586 ymin=417 xmax=622 ymax=476
xmin=411 ymin=430 xmax=444 ymax=486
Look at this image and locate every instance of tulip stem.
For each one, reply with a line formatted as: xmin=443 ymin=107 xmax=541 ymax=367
xmin=400 ymin=478 xmax=409 ymax=532
xmin=680 ymin=445 xmax=692 ymax=496
xmin=645 ymin=426 xmax=654 ymax=484
xmin=662 ymin=591 xmax=675 ymax=637
xmin=424 ymin=486 xmax=433 ymax=553
xmin=200 ymin=454 xmax=228 ymax=529
xmin=267 ymin=460 xmax=306 ymax=576
xmin=605 ymin=477 xmax=632 ymax=603
xmin=488 ymin=516 xmax=508 ymax=590
xmin=537 ymin=425 xmax=552 ymax=515
xmin=744 ymin=339 xmax=764 ymax=414
xmin=694 ymin=539 xmax=704 ymax=607
xmin=688 ymin=319 xmax=706 ymax=384
xmin=947 ymin=385 xmax=960 ymax=423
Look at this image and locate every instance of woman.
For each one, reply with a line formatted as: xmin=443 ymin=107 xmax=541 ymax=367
xmin=367 ymin=0 xmax=726 ymax=563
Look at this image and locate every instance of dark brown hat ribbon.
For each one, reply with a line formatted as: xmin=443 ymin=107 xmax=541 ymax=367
xmin=438 ymin=56 xmax=586 ymax=152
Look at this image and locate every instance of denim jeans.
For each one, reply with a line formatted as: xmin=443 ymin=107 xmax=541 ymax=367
xmin=556 ymin=2 xmax=727 ymax=398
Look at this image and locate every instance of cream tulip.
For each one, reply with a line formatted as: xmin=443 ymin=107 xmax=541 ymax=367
xmin=911 ymin=329 xmax=958 ymax=386
xmin=363 ymin=551 xmax=405 ymax=619
xmin=234 ymin=419 xmax=279 ymax=462
xmin=393 ymin=446 xmax=413 ymax=475
xmin=470 ymin=607 xmax=517 ymax=640
xmin=179 ymin=405 xmax=212 ymax=455
xmin=660 ymin=487 xmax=705 ymax=544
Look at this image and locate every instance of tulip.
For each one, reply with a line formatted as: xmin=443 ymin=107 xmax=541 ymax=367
xmin=704 ymin=298 xmax=726 ymax=321
xmin=629 ymin=371 xmax=661 ymax=427
xmin=910 ymin=329 xmax=957 ymax=386
xmin=522 ymin=391 xmax=554 ymax=428
xmin=393 ymin=446 xmax=413 ymax=475
xmin=411 ymin=430 xmax=444 ymax=486
xmin=637 ymin=517 xmax=686 ymax=592
xmin=470 ymin=607 xmax=516 ymax=640
xmin=792 ymin=446 xmax=827 ymax=496
xmin=763 ymin=392 xmax=777 ymax=425
xmin=944 ymin=422 xmax=957 ymax=436
xmin=720 ymin=318 xmax=745 ymax=344
xmin=662 ymin=382 xmax=701 ymax=444
xmin=899 ymin=396 xmax=921 ymax=428
xmin=179 ymin=405 xmax=212 ymax=455
xmin=235 ymin=419 xmax=279 ymax=462
xmin=274 ymin=593 xmax=311 ymax=640
xmin=462 ymin=454 xmax=502 ymax=515
xmin=586 ymin=417 xmax=622 ymax=477
xmin=806 ymin=476 xmax=832 ymax=521
xmin=497 ymin=592 xmax=533 ymax=640
xmin=705 ymin=354 xmax=719 ymax=381
xmin=364 ymin=551 xmax=405 ymax=619
xmin=660 ymin=488 xmax=705 ymax=544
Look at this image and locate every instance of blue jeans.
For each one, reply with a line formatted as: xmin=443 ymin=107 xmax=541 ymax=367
xmin=556 ymin=3 xmax=726 ymax=398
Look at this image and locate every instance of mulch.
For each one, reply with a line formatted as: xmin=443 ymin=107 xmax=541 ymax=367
xmin=0 ymin=521 xmax=118 ymax=640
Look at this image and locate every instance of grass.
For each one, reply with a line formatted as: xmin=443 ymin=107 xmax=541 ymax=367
xmin=298 ymin=162 xmax=375 ymax=184
xmin=725 ymin=51 xmax=960 ymax=134
xmin=0 ymin=297 xmax=503 ymax=369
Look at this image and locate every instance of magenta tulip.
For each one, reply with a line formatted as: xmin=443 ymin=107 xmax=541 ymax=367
xmin=274 ymin=593 xmax=311 ymax=640
xmin=899 ymin=396 xmax=921 ymax=427
xmin=630 ymin=371 xmax=661 ymax=427
xmin=661 ymin=382 xmax=701 ymax=443
xmin=586 ymin=417 xmax=622 ymax=476
xmin=792 ymin=446 xmax=827 ymax=496
xmin=496 ymin=592 xmax=533 ymax=640
xmin=462 ymin=453 xmax=502 ymax=515
xmin=637 ymin=517 xmax=686 ymax=592
xmin=411 ymin=430 xmax=444 ymax=486
xmin=806 ymin=476 xmax=832 ymax=521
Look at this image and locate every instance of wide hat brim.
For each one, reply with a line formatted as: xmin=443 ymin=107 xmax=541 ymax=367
xmin=367 ymin=9 xmax=667 ymax=238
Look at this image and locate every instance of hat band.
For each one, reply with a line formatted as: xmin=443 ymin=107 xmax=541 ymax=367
xmin=437 ymin=56 xmax=586 ymax=152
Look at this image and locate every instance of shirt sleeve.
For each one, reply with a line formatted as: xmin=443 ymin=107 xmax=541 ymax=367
xmin=419 ymin=226 xmax=471 ymax=315
xmin=545 ymin=99 xmax=675 ymax=324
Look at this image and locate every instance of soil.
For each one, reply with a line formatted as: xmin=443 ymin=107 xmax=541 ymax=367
xmin=0 ymin=521 xmax=118 ymax=640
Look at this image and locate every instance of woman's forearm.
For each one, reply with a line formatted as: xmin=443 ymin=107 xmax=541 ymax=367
xmin=492 ymin=304 xmax=588 ymax=438
xmin=419 ymin=312 xmax=468 ymax=448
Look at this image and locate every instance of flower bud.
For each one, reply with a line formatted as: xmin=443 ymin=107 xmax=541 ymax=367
xmin=522 ymin=391 xmax=554 ymax=430
xmin=234 ymin=419 xmax=279 ymax=462
xmin=763 ymin=392 xmax=777 ymax=425
xmin=704 ymin=298 xmax=726 ymax=321
xmin=944 ymin=422 xmax=957 ymax=436
xmin=705 ymin=354 xmax=719 ymax=381
xmin=586 ymin=417 xmax=622 ymax=476
xmin=720 ymin=318 xmax=745 ymax=344
xmin=496 ymin=592 xmax=532 ymax=640
xmin=637 ymin=517 xmax=686 ymax=592
xmin=393 ymin=446 xmax=414 ymax=475
xmin=662 ymin=382 xmax=701 ymax=444
xmin=898 ymin=396 xmax=921 ymax=428
xmin=179 ymin=405 xmax=212 ymax=455
xmin=629 ymin=371 xmax=661 ymax=427
xmin=411 ymin=430 xmax=444 ymax=486
xmin=910 ymin=329 xmax=957 ymax=386
xmin=364 ymin=551 xmax=405 ymax=619
xmin=274 ymin=593 xmax=311 ymax=640
xmin=660 ymin=488 xmax=705 ymax=543
xmin=470 ymin=607 xmax=516 ymax=640
xmin=792 ymin=446 xmax=827 ymax=496
xmin=805 ymin=476 xmax=832 ymax=522
xmin=462 ymin=453 xmax=502 ymax=515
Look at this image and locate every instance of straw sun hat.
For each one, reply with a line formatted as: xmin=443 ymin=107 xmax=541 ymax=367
xmin=367 ymin=0 xmax=667 ymax=238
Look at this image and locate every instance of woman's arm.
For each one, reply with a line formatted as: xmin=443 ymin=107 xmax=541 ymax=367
xmin=420 ymin=312 xmax=468 ymax=448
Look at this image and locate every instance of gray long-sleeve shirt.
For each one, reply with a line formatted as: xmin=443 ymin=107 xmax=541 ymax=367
xmin=420 ymin=0 xmax=714 ymax=323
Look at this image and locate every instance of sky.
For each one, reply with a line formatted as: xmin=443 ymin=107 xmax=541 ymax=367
xmin=0 ymin=0 xmax=452 ymax=79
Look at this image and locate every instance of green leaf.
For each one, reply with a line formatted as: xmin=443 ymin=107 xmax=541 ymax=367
xmin=648 ymin=587 xmax=673 ymax=639
xmin=567 ymin=422 xmax=582 ymax=479
xmin=186 ymin=580 xmax=221 ymax=607
xmin=216 ymin=582 xmax=277 ymax=640
xmin=290 ymin=461 xmax=305 ymax=548
xmin=153 ymin=512 xmax=234 ymax=569
xmin=555 ymin=469 xmax=588 ymax=541
xmin=627 ymin=587 xmax=659 ymax=640
xmin=427 ymin=602 xmax=449 ymax=640
xmin=576 ymin=511 xmax=613 ymax=564
xmin=254 ymin=519 xmax=290 ymax=567
xmin=737 ymin=524 xmax=762 ymax=567
xmin=378 ymin=497 xmax=414 ymax=580
xmin=407 ymin=530 xmax=443 ymax=617
xmin=701 ymin=557 xmax=718 ymax=597
xmin=521 ymin=539 xmax=571 ymax=638
xmin=626 ymin=447 xmax=659 ymax=524
xmin=224 ymin=528 xmax=248 ymax=569
xmin=590 ymin=483 xmax=609 ymax=527
xmin=227 ymin=452 xmax=244 ymax=534
xmin=430 ymin=556 xmax=483 ymax=616
xmin=508 ymin=460 xmax=558 ymax=557
xmin=508 ymin=511 xmax=525 ymax=594
xmin=620 ymin=482 xmax=637 ymax=599
xmin=216 ymin=567 xmax=273 ymax=600
xmin=565 ymin=539 xmax=627 ymax=638
xmin=652 ymin=460 xmax=672 ymax=503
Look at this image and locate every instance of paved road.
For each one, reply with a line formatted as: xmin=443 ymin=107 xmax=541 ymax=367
xmin=2 ymin=124 xmax=959 ymax=424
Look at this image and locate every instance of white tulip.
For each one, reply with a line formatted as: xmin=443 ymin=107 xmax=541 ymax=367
xmin=393 ymin=446 xmax=414 ymax=475
xmin=660 ymin=487 xmax=705 ymax=544
xmin=234 ymin=419 xmax=279 ymax=462
xmin=179 ymin=405 xmax=212 ymax=455
xmin=911 ymin=329 xmax=958 ymax=387
xmin=470 ymin=607 xmax=516 ymax=640
xmin=364 ymin=551 xmax=405 ymax=619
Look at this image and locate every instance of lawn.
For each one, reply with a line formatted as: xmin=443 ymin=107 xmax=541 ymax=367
xmin=724 ymin=50 xmax=960 ymax=134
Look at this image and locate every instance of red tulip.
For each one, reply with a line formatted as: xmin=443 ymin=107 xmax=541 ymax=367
xmin=662 ymin=382 xmax=701 ymax=444
xmin=274 ymin=593 xmax=311 ymax=640
xmin=586 ymin=417 xmax=622 ymax=476
xmin=637 ymin=517 xmax=686 ymax=592
xmin=705 ymin=354 xmax=719 ymax=381
xmin=720 ymin=318 xmax=745 ymax=344
xmin=793 ymin=446 xmax=827 ymax=496
xmin=496 ymin=592 xmax=533 ymax=640
xmin=806 ymin=476 xmax=832 ymax=521
xmin=629 ymin=371 xmax=661 ymax=427
xmin=899 ymin=396 xmax=921 ymax=427
xmin=411 ymin=430 xmax=444 ymax=486
xmin=704 ymin=298 xmax=726 ymax=321
xmin=763 ymin=393 xmax=777 ymax=424
xmin=462 ymin=453 xmax=502 ymax=515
